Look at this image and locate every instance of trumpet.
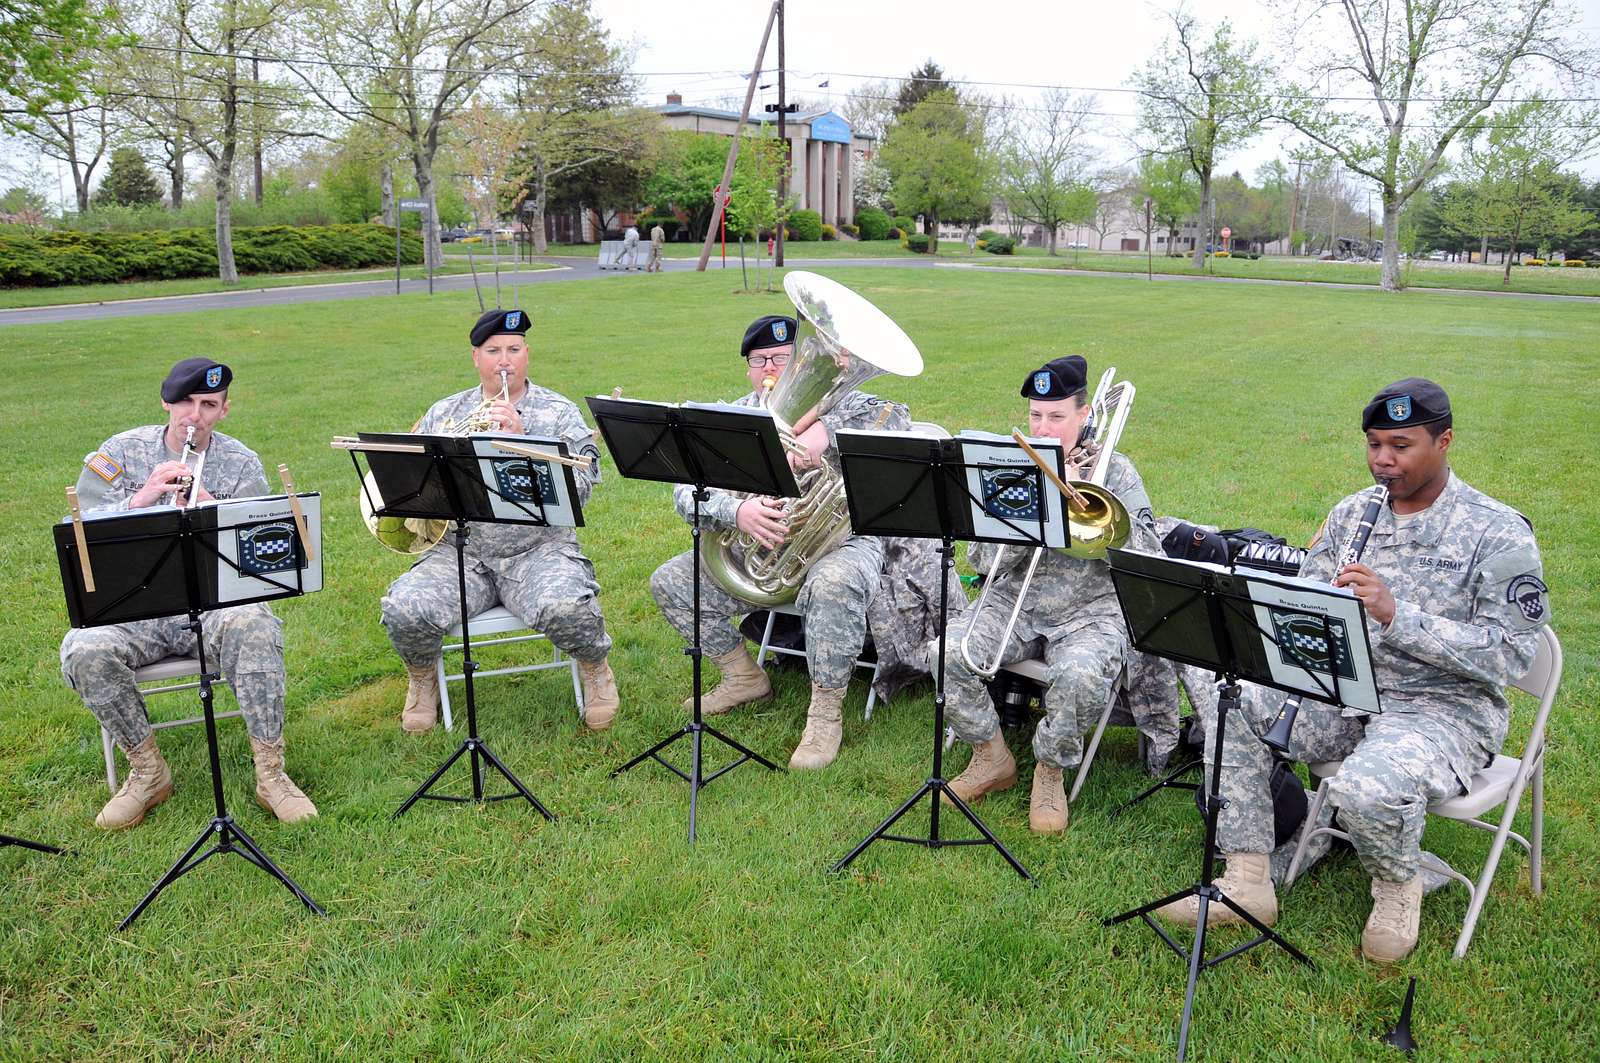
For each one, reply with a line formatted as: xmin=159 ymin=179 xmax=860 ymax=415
xmin=445 ymin=368 xmax=511 ymax=434
xmin=960 ymin=367 xmax=1135 ymax=679
xmin=1260 ymin=479 xmax=1391 ymax=755
xmin=176 ymin=424 xmax=207 ymax=509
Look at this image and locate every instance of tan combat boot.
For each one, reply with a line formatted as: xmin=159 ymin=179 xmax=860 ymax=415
xmin=251 ymin=736 xmax=318 ymax=823
xmin=943 ymin=735 xmax=1018 ymax=807
xmin=1155 ymin=852 xmax=1278 ymax=928
xmin=789 ymin=684 xmax=846 ymax=770
xmin=1362 ymin=873 xmax=1423 ymax=964
xmin=1029 ymin=762 xmax=1069 ymax=833
xmin=577 ymin=657 xmax=620 ymax=731
xmin=402 ymin=661 xmax=441 ymax=733
xmin=95 ymin=735 xmax=174 ymax=830
xmin=687 ymin=644 xmax=772 ymax=716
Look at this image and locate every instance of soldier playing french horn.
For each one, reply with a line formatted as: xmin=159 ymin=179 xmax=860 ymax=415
xmin=380 ymin=307 xmax=621 ymax=733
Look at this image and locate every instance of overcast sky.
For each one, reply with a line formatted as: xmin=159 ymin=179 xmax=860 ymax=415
xmin=594 ymin=0 xmax=1600 ymax=185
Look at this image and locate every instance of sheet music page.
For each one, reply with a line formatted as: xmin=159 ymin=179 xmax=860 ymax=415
xmin=1241 ymin=572 xmax=1381 ymax=713
xmin=214 ymin=494 xmax=324 ymax=601
xmin=469 ymin=435 xmax=576 ymax=527
xmin=954 ymin=432 xmax=1068 ymax=547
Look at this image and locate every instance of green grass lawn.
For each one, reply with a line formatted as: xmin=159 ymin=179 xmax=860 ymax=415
xmin=936 ymin=245 xmax=1600 ymax=297
xmin=0 ymin=261 xmax=558 ymax=311
xmin=1 ymin=269 xmax=1595 ymax=1059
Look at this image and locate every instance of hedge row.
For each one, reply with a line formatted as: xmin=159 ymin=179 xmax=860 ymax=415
xmin=0 ymin=224 xmax=424 ymax=288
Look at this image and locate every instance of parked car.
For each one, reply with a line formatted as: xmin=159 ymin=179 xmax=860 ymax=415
xmin=440 ymin=227 xmax=468 ymax=243
xmin=1427 ymin=250 xmax=1448 ymax=261
xmin=1066 ymin=241 xmax=1090 ymax=249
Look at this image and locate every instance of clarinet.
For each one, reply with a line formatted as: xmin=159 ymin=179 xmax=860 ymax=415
xmin=1261 ymin=480 xmax=1391 ymax=755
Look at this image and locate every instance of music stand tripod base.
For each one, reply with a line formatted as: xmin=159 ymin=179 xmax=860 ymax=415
xmin=0 ymin=834 xmax=65 ymax=855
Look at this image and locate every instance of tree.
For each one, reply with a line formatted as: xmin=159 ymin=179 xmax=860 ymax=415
xmin=295 ymin=0 xmax=543 ymax=269
xmin=994 ymin=89 xmax=1097 ymax=255
xmin=0 ymin=184 xmax=51 ymax=223
xmin=880 ymin=90 xmax=992 ymax=252
xmin=724 ymin=129 xmax=788 ymax=289
xmin=0 ymin=0 xmax=105 ymax=127
xmin=1132 ymin=10 xmax=1266 ymax=267
xmin=893 ymin=59 xmax=952 ymax=118
xmin=1133 ymin=152 xmax=1199 ymax=252
xmin=1270 ymin=0 xmax=1591 ymax=291
xmin=95 ymin=146 xmax=165 ymax=207
xmin=1089 ymin=170 xmax=1133 ymax=250
xmin=11 ymin=80 xmax=113 ymax=212
xmin=841 ymin=78 xmax=895 ymax=143
xmin=851 ymin=152 xmax=891 ymax=213
xmin=642 ymin=132 xmax=737 ymax=241
xmin=1441 ymin=98 xmax=1599 ymax=284
xmin=505 ymin=0 xmax=654 ymax=253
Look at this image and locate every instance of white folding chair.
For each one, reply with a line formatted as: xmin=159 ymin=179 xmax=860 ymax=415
xmin=754 ymin=603 xmax=881 ymax=719
xmin=102 ymin=655 xmax=244 ymax=792
xmin=437 ymin=605 xmax=584 ymax=730
xmin=1285 ymin=625 xmax=1562 ymax=958
xmin=998 ymin=656 xmax=1127 ymax=805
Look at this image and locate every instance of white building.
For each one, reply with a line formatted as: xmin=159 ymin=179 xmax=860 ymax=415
xmin=654 ymin=94 xmax=873 ymax=227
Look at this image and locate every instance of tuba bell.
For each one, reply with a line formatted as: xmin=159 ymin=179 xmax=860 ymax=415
xmin=700 ymin=271 xmax=924 ymax=607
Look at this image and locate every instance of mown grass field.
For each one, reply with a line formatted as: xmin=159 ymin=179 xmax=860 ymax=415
xmin=1 ymin=269 xmax=1594 ymax=1060
xmin=0 ymin=260 xmax=558 ymax=311
xmin=497 ymin=238 xmax=1600 ymax=297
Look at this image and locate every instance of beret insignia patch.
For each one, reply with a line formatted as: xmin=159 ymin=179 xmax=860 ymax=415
xmin=1033 ymin=371 xmax=1052 ymax=396
xmin=505 ymin=311 xmax=521 ymax=330
xmin=206 ymin=365 xmax=223 ymax=388
xmin=1387 ymin=395 xmax=1412 ymax=421
xmin=772 ymin=320 xmax=787 ymax=342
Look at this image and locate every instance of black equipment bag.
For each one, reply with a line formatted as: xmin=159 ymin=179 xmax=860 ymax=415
xmin=1194 ymin=758 xmax=1308 ymax=847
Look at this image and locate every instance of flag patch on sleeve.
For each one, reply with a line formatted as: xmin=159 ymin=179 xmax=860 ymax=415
xmin=87 ymin=452 xmax=122 ymax=483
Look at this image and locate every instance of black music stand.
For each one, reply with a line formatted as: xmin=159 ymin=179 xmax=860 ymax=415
xmin=344 ymin=432 xmax=582 ymax=822
xmin=586 ymin=396 xmax=792 ymax=842
xmin=1100 ymin=548 xmax=1379 ymax=1061
xmin=828 ymin=430 xmax=1080 ymax=881
xmin=54 ymin=495 xmax=325 ymax=930
xmin=0 ymin=834 xmax=64 ymax=855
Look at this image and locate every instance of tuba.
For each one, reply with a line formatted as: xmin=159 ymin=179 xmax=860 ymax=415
xmin=701 ymin=271 xmax=924 ymax=607
xmin=358 ymin=370 xmax=511 ymax=554
xmin=960 ymin=367 xmax=1136 ymax=679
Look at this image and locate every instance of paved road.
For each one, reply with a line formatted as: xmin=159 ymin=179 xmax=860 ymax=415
xmin=1 ymin=253 xmax=1590 ymax=328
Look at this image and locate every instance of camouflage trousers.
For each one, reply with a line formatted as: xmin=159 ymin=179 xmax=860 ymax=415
xmin=945 ymin=598 xmax=1128 ymax=771
xmin=381 ymin=544 xmax=612 ymax=668
xmin=1209 ymin=686 xmax=1476 ymax=883
xmin=650 ymin=536 xmax=883 ymax=689
xmin=60 ymin=604 xmax=286 ymax=750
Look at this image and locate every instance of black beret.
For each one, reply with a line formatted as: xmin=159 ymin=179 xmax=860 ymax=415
xmin=1021 ymin=355 xmax=1087 ymax=400
xmin=161 ymin=357 xmax=232 ymax=402
xmin=1362 ymin=377 xmax=1451 ymax=431
xmin=470 ymin=307 xmax=531 ymax=347
xmin=740 ymin=315 xmax=797 ymax=358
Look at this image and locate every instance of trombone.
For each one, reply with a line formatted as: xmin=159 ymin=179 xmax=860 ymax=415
xmin=959 ymin=367 xmax=1135 ymax=680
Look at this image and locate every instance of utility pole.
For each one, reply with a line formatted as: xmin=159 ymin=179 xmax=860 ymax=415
xmin=252 ymin=57 xmax=263 ymax=205
xmin=1288 ymin=157 xmax=1304 ymax=257
xmin=775 ymin=0 xmax=787 ymax=268
xmin=697 ymin=3 xmax=780 ymax=272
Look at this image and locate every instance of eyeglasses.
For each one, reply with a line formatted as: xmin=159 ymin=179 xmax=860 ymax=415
xmin=745 ymin=353 xmax=792 ymax=368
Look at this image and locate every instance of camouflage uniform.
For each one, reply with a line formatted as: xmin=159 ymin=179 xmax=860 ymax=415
xmin=59 ymin=426 xmax=288 ymax=748
xmin=945 ymin=451 xmax=1159 ymax=770
xmin=649 ymin=390 xmax=910 ymax=689
xmin=380 ymin=380 xmax=612 ymax=666
xmin=1208 ymin=472 xmax=1548 ymax=884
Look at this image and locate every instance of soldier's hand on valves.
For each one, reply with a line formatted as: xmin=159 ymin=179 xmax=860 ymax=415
xmin=1334 ymin=562 xmax=1396 ymax=626
xmin=131 ymin=461 xmax=192 ymax=508
xmin=788 ymin=422 xmax=830 ymax=471
xmin=737 ymin=497 xmax=789 ymax=549
xmin=489 ymin=399 xmax=523 ymax=434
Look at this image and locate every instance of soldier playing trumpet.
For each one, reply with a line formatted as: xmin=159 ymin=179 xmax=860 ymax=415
xmin=60 ymin=358 xmax=317 ymax=830
xmin=380 ymin=307 xmax=621 ymax=733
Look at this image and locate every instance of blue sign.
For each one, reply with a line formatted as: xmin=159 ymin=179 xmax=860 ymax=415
xmin=808 ymin=112 xmax=853 ymax=145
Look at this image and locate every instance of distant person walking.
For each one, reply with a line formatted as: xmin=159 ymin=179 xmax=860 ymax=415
xmin=647 ymin=222 xmax=665 ymax=273
xmin=616 ymin=224 xmax=641 ymax=270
